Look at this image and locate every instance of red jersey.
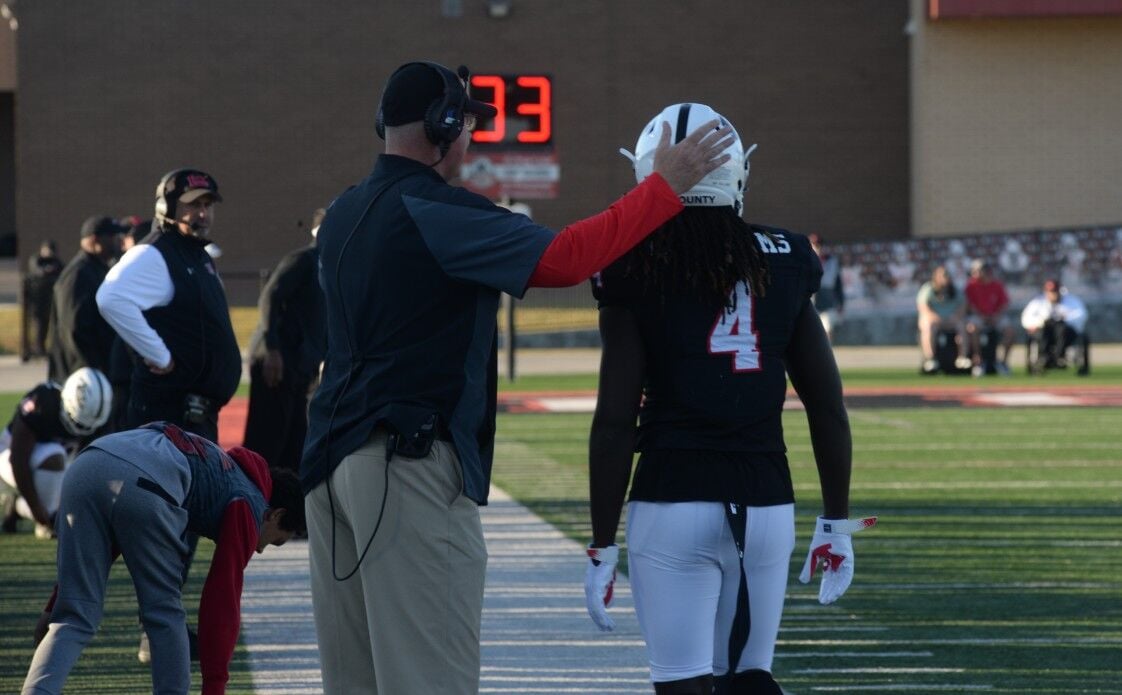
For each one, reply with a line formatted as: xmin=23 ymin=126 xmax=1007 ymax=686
xmin=965 ymin=278 xmax=1009 ymax=317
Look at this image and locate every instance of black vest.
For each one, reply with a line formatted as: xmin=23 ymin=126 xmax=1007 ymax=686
xmin=132 ymin=228 xmax=241 ymax=405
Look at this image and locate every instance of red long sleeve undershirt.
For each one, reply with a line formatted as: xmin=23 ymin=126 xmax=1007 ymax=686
xmin=527 ymin=173 xmax=683 ymax=288
xmin=198 ymin=500 xmax=258 ymax=695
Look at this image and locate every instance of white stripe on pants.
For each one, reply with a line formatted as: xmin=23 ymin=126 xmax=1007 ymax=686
xmin=626 ymin=501 xmax=795 ymax=683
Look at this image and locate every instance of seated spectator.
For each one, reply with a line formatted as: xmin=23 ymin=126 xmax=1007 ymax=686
xmin=917 ymin=265 xmax=970 ymax=374
xmin=0 ymin=368 xmax=112 ymax=538
xmin=1021 ymin=279 xmax=1090 ymax=376
xmin=964 ymin=259 xmax=1014 ymax=376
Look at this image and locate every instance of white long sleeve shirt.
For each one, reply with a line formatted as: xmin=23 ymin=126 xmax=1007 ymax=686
xmin=96 ymin=244 xmax=176 ymax=369
xmin=1020 ymin=293 xmax=1088 ymax=334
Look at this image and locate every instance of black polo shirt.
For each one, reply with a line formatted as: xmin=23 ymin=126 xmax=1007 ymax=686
xmin=301 ymin=155 xmax=555 ymax=503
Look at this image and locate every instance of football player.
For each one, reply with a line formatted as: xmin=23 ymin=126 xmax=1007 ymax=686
xmin=1 ymin=368 xmax=112 ymax=537
xmin=584 ymin=103 xmax=875 ymax=694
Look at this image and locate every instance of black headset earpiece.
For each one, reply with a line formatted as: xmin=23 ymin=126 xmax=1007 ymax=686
xmin=375 ymin=61 xmax=466 ymax=151
xmin=154 ymin=169 xmax=184 ymax=224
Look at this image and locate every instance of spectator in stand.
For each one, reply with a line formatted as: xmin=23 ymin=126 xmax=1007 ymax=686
xmin=24 ymin=242 xmax=65 ymax=359
xmin=998 ymin=237 xmax=1030 ymax=286
xmin=1021 ymin=278 xmax=1090 ymax=376
xmin=243 ymin=208 xmax=327 ymax=473
xmin=47 ymin=217 xmax=125 ymax=383
xmin=809 ymin=234 xmax=844 ymax=342
xmin=916 ymin=265 xmax=969 ymax=374
xmin=964 ymin=259 xmax=1014 ymax=376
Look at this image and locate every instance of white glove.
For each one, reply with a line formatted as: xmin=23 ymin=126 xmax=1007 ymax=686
xmin=584 ymin=544 xmax=619 ymax=631
xmin=798 ymin=516 xmax=877 ymax=605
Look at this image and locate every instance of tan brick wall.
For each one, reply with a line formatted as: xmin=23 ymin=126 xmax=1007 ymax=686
xmin=911 ymin=0 xmax=1122 ymax=236
xmin=15 ymin=2 xmax=908 ymax=301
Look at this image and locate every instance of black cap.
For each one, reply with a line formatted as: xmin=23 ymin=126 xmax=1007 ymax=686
xmin=79 ymin=216 xmax=125 ymax=240
xmin=379 ymin=62 xmax=497 ymax=128
xmin=164 ymin=169 xmax=222 ymax=205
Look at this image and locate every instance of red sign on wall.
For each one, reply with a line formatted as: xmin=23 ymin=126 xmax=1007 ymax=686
xmin=460 ymin=150 xmax=559 ymax=201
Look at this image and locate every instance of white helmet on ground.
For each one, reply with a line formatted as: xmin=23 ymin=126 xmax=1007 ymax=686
xmin=60 ymin=368 xmax=112 ymax=437
xmin=620 ymin=102 xmax=757 ymax=214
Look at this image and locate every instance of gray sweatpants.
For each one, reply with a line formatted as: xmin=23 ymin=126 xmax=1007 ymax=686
xmin=23 ymin=448 xmax=192 ymax=695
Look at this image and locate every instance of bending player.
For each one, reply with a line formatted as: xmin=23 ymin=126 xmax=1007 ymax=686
xmin=22 ymin=423 xmax=305 ymax=695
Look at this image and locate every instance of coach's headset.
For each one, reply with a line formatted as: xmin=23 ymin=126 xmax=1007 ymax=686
xmin=154 ymin=168 xmax=219 ymax=235
xmin=375 ymin=61 xmax=469 ymax=157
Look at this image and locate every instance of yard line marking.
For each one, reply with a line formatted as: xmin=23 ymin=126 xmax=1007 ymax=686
xmin=781 ymin=626 xmax=889 ymax=633
xmin=794 ymin=480 xmax=1122 ymax=491
xmin=811 ymin=685 xmax=993 ymax=692
xmin=796 ymin=667 xmax=965 ymax=674
xmin=776 ymin=652 xmax=935 ymax=658
xmin=779 ymin=637 xmax=1122 ymax=646
xmin=482 ymin=639 xmax=648 ymax=647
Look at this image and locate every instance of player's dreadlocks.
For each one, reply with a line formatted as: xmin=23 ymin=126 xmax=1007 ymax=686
xmin=621 ymin=207 xmax=771 ymax=308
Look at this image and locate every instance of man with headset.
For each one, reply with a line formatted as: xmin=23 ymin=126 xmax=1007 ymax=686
xmin=96 ymin=169 xmax=241 ymax=444
xmin=96 ymin=169 xmax=241 ymax=663
xmin=301 ymin=59 xmax=735 ymax=694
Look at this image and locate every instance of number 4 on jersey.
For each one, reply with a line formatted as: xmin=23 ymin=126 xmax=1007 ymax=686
xmin=708 ymin=281 xmax=761 ymax=372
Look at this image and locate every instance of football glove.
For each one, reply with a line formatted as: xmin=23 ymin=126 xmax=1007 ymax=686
xmin=584 ymin=544 xmax=619 ymax=631
xmin=798 ymin=516 xmax=877 ymax=605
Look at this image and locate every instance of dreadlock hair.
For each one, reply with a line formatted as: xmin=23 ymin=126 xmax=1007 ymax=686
xmin=268 ymin=467 xmax=307 ymax=534
xmin=622 ymin=206 xmax=771 ymax=308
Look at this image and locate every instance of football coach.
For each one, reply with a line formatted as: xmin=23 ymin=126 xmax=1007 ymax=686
xmin=300 ymin=59 xmax=735 ymax=694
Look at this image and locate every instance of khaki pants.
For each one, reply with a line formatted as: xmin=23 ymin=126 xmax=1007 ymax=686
xmin=307 ymin=430 xmax=487 ymax=695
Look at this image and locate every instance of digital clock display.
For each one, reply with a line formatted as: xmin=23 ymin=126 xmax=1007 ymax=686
xmin=469 ymin=74 xmax=553 ymax=147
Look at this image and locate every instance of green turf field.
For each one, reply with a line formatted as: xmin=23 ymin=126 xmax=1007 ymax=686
xmin=490 ymin=405 xmax=1122 ymax=694
xmin=2 ymin=375 xmax=1120 ymax=693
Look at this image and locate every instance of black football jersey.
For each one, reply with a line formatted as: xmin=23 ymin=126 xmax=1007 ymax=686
xmin=7 ymin=382 xmax=69 ymax=443
xmin=593 ymin=225 xmax=822 ymax=505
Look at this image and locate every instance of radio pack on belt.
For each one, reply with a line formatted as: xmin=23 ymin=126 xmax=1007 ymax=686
xmin=385 ymin=413 xmax=441 ymax=461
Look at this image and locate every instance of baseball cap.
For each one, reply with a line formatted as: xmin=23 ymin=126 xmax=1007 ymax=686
xmin=162 ymin=169 xmax=221 ymax=206
xmin=970 ymin=258 xmax=989 ymax=273
xmin=379 ymin=62 xmax=498 ymax=128
xmin=79 ymin=216 xmax=125 ymax=240
xmin=1043 ymin=278 xmax=1061 ymax=292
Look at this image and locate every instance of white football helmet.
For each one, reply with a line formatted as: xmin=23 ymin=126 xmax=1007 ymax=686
xmin=620 ymin=103 xmax=757 ymax=214
xmin=60 ymin=367 xmax=112 ymax=436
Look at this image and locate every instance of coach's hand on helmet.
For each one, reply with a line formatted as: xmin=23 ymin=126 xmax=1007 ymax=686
xmin=799 ymin=516 xmax=878 ymax=604
xmin=652 ymin=119 xmax=736 ymax=195
xmin=584 ymin=544 xmax=619 ymax=631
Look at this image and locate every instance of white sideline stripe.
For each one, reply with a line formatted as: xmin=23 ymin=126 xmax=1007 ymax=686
xmin=240 ymin=484 xmax=652 ymax=692
xmin=973 ymin=392 xmax=1080 ymax=406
